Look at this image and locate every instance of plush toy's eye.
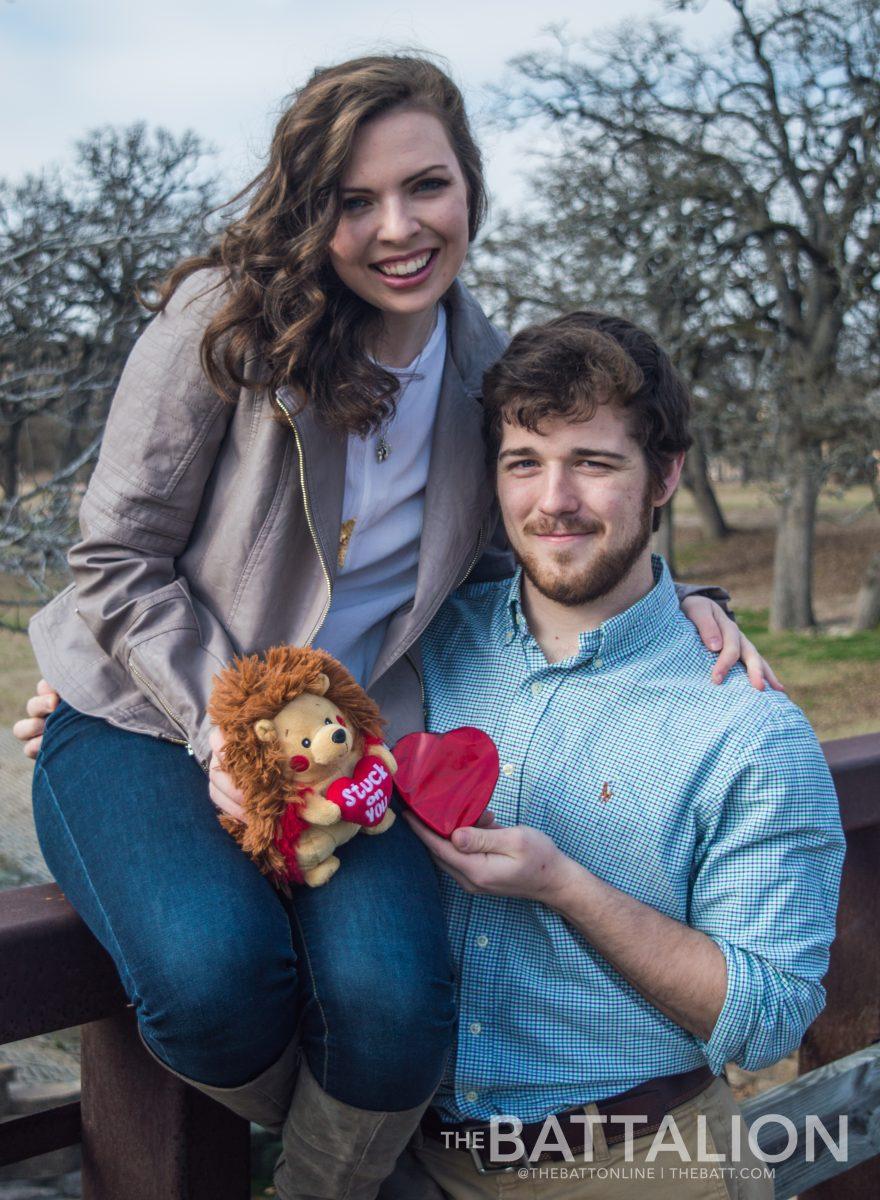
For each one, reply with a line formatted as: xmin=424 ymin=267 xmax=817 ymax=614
xmin=324 ymin=717 xmax=332 ymax=725
xmin=301 ymin=738 xmax=311 ymax=748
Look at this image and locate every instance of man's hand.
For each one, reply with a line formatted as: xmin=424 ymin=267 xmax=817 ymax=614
xmin=12 ymin=680 xmax=58 ymax=759
xmin=208 ymin=727 xmax=247 ymax=823
xmin=681 ymin=595 xmax=784 ymax=691
xmin=403 ymin=810 xmax=569 ymax=904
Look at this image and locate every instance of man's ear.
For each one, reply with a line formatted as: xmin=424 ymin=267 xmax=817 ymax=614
xmin=655 ymin=451 xmax=686 ymax=507
xmin=253 ymin=719 xmax=277 ymax=743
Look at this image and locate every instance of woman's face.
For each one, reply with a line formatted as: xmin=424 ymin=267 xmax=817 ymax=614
xmin=328 ymin=107 xmax=471 ymax=322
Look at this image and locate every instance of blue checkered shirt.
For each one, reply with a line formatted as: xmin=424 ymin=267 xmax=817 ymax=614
xmin=419 ymin=556 xmax=845 ymax=1123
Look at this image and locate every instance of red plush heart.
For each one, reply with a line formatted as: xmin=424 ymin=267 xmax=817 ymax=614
xmin=326 ymin=755 xmax=393 ymax=827
xmin=393 ymin=728 xmax=499 ymax=838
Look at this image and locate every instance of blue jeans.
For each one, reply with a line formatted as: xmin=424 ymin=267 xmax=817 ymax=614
xmin=32 ymin=701 xmax=456 ymax=1110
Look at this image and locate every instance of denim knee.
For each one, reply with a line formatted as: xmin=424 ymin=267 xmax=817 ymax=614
xmin=303 ymin=944 xmax=457 ymax=1110
xmin=136 ymin=918 xmax=299 ymax=1087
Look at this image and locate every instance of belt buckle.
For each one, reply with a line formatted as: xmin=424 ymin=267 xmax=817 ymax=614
xmin=466 ymin=1130 xmax=529 ymax=1176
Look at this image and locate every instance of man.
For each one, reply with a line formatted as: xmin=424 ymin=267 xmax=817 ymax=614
xmin=400 ymin=312 xmax=845 ymax=1199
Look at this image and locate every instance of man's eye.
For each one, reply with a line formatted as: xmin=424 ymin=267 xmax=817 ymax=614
xmin=510 ymin=459 xmax=538 ymax=470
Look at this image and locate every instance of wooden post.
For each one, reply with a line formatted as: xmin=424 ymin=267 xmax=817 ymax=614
xmin=799 ymin=735 xmax=880 ymax=1199
xmin=80 ymin=1009 xmax=250 ymax=1200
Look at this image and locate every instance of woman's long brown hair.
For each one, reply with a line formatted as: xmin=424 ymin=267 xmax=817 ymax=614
xmin=148 ymin=55 xmax=487 ymax=435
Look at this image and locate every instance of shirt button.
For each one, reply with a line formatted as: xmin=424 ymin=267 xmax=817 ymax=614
xmin=505 ymin=630 xmax=514 ymax=644
xmin=501 ymin=763 xmax=516 ymax=777
xmin=531 ymin=681 xmax=542 ymax=697
xmin=469 ymin=1021 xmax=482 ymax=1035
xmin=475 ymin=935 xmax=489 ymax=948
xmin=594 ymin=657 xmax=603 ymax=669
xmin=466 ymin=1090 xmax=478 ymax=1102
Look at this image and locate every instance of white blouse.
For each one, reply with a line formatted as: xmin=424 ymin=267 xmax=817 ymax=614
xmin=312 ymin=305 xmax=448 ymax=685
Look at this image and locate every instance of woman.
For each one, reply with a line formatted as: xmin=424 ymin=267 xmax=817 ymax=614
xmin=15 ymin=55 xmax=770 ymax=1200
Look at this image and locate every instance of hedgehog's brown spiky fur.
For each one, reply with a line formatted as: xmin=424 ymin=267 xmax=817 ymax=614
xmin=207 ymin=645 xmax=385 ymax=881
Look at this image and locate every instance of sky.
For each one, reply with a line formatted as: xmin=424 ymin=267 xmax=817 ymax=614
xmin=2 ymin=0 xmax=736 ymax=212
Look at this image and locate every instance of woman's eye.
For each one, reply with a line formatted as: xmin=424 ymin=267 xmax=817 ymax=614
xmin=341 ymin=196 xmax=368 ymax=212
xmin=301 ymin=738 xmax=311 ymax=748
xmin=415 ymin=177 xmax=448 ymax=194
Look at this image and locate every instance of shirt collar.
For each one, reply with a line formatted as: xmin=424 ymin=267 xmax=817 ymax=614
xmin=501 ymin=555 xmax=679 ymax=667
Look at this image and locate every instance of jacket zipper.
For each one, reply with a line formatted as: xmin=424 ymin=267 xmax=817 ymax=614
xmin=404 ymin=650 xmax=427 ymax=723
xmin=455 ymin=532 xmax=485 ymax=590
xmin=128 ymin=659 xmax=193 ymax=753
xmin=274 ymin=392 xmax=333 ymax=644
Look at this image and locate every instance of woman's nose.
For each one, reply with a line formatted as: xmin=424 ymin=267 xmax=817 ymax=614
xmin=377 ymin=196 xmax=420 ymax=243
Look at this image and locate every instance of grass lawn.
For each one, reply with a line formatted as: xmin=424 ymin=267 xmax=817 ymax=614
xmin=671 ymin=482 xmax=879 ymax=740
xmin=735 ymin=609 xmax=880 ymax=740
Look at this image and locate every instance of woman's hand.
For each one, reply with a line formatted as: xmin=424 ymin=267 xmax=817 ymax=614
xmin=681 ymin=596 xmax=784 ymax=691
xmin=12 ymin=680 xmax=58 ymax=759
xmin=208 ymin=727 xmax=246 ymax=823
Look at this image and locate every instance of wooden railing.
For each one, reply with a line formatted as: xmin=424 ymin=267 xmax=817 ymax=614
xmin=0 ymin=732 xmax=878 ymax=1199
xmin=0 ymin=885 xmax=250 ymax=1199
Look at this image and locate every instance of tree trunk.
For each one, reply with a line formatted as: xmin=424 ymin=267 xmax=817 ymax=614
xmin=770 ymin=441 xmax=821 ymax=631
xmin=852 ymin=549 xmax=880 ymax=631
xmin=683 ymin=433 xmax=730 ymax=540
xmin=2 ymin=421 xmax=21 ymax=501
xmin=654 ymin=498 xmax=676 ymax=577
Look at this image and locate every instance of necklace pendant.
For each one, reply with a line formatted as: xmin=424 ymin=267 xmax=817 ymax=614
xmin=376 ymin=436 xmax=390 ymax=463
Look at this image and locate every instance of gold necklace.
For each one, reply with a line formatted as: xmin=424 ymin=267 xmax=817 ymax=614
xmin=375 ymin=311 xmax=438 ymax=464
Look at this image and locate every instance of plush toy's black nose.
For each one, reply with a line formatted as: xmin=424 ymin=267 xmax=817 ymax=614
xmin=331 ymin=728 xmax=347 ymax=744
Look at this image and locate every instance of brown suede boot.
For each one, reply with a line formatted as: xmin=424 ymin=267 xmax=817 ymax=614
xmin=273 ymin=1060 xmax=435 ymax=1200
xmin=138 ymin=1026 xmax=301 ymax=1132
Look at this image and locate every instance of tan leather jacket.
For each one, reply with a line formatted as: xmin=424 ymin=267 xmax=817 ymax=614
xmin=29 ymin=271 xmax=724 ymax=767
xmin=29 ymin=273 xmax=511 ymax=766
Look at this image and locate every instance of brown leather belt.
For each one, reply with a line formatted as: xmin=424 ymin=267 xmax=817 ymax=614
xmin=422 ymin=1064 xmax=715 ymax=1174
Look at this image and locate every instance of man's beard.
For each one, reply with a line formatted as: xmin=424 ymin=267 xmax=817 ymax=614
xmin=513 ymin=489 xmax=655 ymax=609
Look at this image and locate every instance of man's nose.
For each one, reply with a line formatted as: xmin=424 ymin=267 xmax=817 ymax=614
xmin=538 ymin=468 xmax=580 ymax=514
xmin=377 ymin=195 xmax=420 ymax=243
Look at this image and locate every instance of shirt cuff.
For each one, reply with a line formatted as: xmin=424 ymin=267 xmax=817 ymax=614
xmin=696 ymin=935 xmax=755 ymax=1074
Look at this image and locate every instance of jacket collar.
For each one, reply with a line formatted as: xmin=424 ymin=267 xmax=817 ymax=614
xmin=444 ymin=278 xmax=509 ymax=399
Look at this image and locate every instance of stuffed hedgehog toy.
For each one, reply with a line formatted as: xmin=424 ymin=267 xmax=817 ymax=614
xmin=208 ymin=645 xmax=397 ymax=888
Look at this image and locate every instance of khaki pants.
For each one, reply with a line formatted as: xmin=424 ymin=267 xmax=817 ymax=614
xmin=411 ymin=1078 xmax=775 ymax=1200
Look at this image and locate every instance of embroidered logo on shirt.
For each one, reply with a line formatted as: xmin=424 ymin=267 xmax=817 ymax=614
xmin=600 ymin=781 xmax=614 ymax=804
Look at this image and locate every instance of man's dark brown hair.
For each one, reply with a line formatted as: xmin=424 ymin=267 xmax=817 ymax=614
xmin=482 ymin=311 xmax=693 ymax=531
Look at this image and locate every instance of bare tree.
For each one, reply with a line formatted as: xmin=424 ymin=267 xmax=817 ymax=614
xmin=489 ymin=0 xmax=880 ymax=628
xmin=0 ymin=124 xmax=218 ymax=595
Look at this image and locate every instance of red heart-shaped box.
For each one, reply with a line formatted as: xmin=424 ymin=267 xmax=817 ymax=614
xmin=326 ymin=755 xmax=393 ymax=827
xmin=393 ymin=727 xmax=499 ymax=838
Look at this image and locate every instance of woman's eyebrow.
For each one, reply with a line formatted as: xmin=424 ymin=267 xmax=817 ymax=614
xmin=341 ymin=164 xmax=450 ymax=193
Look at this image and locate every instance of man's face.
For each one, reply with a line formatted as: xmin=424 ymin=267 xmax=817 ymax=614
xmin=496 ymin=403 xmax=673 ymax=607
